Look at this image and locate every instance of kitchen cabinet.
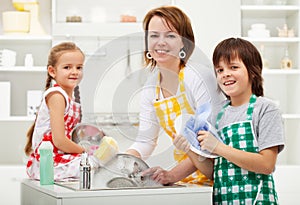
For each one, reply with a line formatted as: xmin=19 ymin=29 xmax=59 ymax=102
xmin=0 ymin=0 xmax=51 ymax=121
xmin=240 ymin=0 xmax=300 ymax=165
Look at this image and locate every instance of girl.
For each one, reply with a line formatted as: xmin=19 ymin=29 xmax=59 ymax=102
xmin=173 ymin=37 xmax=285 ymax=204
xmin=25 ymin=42 xmax=96 ymax=181
xmin=126 ymin=5 xmax=224 ymax=186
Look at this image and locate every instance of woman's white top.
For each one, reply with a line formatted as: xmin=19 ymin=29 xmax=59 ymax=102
xmin=129 ymin=62 xmax=225 ymax=159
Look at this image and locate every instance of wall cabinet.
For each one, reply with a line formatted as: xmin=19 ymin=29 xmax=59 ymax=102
xmin=0 ymin=0 xmax=51 ymax=122
xmin=241 ymin=0 xmax=300 ymax=165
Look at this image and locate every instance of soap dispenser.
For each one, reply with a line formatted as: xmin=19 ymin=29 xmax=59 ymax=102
xmin=79 ymin=152 xmax=91 ymax=189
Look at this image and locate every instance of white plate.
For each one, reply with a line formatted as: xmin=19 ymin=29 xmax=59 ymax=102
xmin=190 ymin=145 xmax=219 ymax=158
xmin=174 ymin=114 xmax=193 ymax=134
xmin=175 ymin=114 xmax=222 ymax=158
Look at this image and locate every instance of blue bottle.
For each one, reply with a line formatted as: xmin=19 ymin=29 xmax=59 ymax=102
xmin=38 ymin=141 xmax=54 ymax=185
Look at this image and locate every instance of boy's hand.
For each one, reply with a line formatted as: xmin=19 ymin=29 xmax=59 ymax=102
xmin=197 ymin=130 xmax=220 ymax=154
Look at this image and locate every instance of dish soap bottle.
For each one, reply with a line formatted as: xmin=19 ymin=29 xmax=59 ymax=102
xmin=38 ymin=141 xmax=54 ymax=185
xmin=281 ymin=48 xmax=292 ymax=69
xmin=80 ymin=152 xmax=91 ymax=189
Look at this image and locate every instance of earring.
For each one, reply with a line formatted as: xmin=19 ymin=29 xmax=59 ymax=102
xmin=146 ymin=52 xmax=153 ymax=59
xmin=179 ymin=49 xmax=186 ymax=59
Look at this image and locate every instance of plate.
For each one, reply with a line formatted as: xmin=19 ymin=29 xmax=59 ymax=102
xmin=174 ymin=114 xmax=222 ymax=158
xmin=190 ymin=122 xmax=223 ymax=158
xmin=190 ymin=145 xmax=219 ymax=158
xmin=174 ymin=114 xmax=193 ymax=134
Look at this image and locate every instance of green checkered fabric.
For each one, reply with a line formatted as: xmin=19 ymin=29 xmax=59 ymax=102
xmin=213 ymin=95 xmax=278 ymax=204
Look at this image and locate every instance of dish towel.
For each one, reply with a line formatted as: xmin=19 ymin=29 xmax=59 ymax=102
xmin=182 ymin=102 xmax=220 ymax=151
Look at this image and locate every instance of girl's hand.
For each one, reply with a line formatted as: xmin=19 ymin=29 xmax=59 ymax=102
xmin=172 ymin=133 xmax=191 ymax=153
xmin=197 ymin=130 xmax=220 ymax=154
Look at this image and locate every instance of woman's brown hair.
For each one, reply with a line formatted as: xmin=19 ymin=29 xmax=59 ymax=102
xmin=212 ymin=37 xmax=264 ymax=99
xmin=24 ymin=42 xmax=84 ymax=156
xmin=143 ymin=5 xmax=195 ymax=69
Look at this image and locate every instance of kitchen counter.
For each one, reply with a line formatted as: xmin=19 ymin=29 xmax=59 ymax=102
xmin=21 ymin=179 xmax=213 ymax=205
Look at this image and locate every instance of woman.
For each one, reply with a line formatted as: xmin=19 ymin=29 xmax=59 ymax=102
xmin=126 ymin=5 xmax=224 ymax=185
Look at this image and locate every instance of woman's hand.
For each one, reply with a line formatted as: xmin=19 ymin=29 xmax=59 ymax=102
xmin=141 ymin=166 xmax=175 ymax=185
xmin=172 ymin=133 xmax=191 ymax=153
xmin=197 ymin=130 xmax=220 ymax=154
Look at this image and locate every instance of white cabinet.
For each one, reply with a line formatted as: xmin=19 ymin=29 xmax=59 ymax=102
xmin=0 ymin=0 xmax=52 ymax=121
xmin=51 ymin=0 xmax=170 ymax=52
xmin=241 ymin=0 xmax=300 ymax=165
xmin=0 ymin=38 xmax=51 ymax=120
xmin=0 ymin=37 xmax=52 ymax=115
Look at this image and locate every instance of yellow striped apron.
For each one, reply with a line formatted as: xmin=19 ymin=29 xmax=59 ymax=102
xmin=153 ymin=68 xmax=213 ymax=185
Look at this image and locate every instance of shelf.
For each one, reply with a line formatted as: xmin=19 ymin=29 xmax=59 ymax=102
xmin=0 ymin=35 xmax=52 ymax=41
xmin=242 ymin=37 xmax=300 ymax=43
xmin=52 ymin=22 xmax=143 ymax=37
xmin=241 ymin=5 xmax=299 ymax=11
xmin=0 ymin=116 xmax=35 ymax=122
xmin=241 ymin=5 xmax=299 ymax=17
xmin=262 ymin=69 xmax=300 ymax=74
xmin=0 ymin=66 xmax=46 ymax=72
xmin=282 ymin=114 xmax=300 ymax=119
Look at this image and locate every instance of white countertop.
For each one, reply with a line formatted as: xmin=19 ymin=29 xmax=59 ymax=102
xmin=22 ymin=179 xmax=213 ymax=198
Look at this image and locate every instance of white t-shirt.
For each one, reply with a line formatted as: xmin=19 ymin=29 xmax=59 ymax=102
xmin=129 ymin=62 xmax=225 ymax=159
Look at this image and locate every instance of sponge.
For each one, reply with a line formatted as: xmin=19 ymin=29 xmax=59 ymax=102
xmin=93 ymin=136 xmax=119 ymax=165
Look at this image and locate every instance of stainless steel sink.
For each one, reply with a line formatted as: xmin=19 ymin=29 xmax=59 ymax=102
xmin=55 ymin=158 xmax=185 ymax=191
xmin=55 ymin=180 xmax=184 ymax=191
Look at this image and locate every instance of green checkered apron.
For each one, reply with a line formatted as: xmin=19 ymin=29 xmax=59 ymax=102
xmin=213 ymin=94 xmax=278 ymax=205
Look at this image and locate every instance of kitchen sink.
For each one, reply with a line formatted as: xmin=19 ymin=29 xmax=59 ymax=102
xmin=55 ymin=180 xmax=184 ymax=191
xmin=55 ymin=157 xmax=185 ymax=191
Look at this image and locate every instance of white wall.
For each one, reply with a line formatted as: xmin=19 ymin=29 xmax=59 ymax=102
xmin=177 ymin=0 xmax=241 ymax=59
xmin=0 ymin=165 xmax=27 ymax=205
xmin=84 ymin=1 xmax=241 ymax=114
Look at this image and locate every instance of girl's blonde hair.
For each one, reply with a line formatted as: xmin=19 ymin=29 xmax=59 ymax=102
xmin=25 ymin=42 xmax=84 ymax=156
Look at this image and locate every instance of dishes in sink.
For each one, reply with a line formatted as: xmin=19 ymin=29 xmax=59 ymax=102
xmin=71 ymin=123 xmax=105 ymax=150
